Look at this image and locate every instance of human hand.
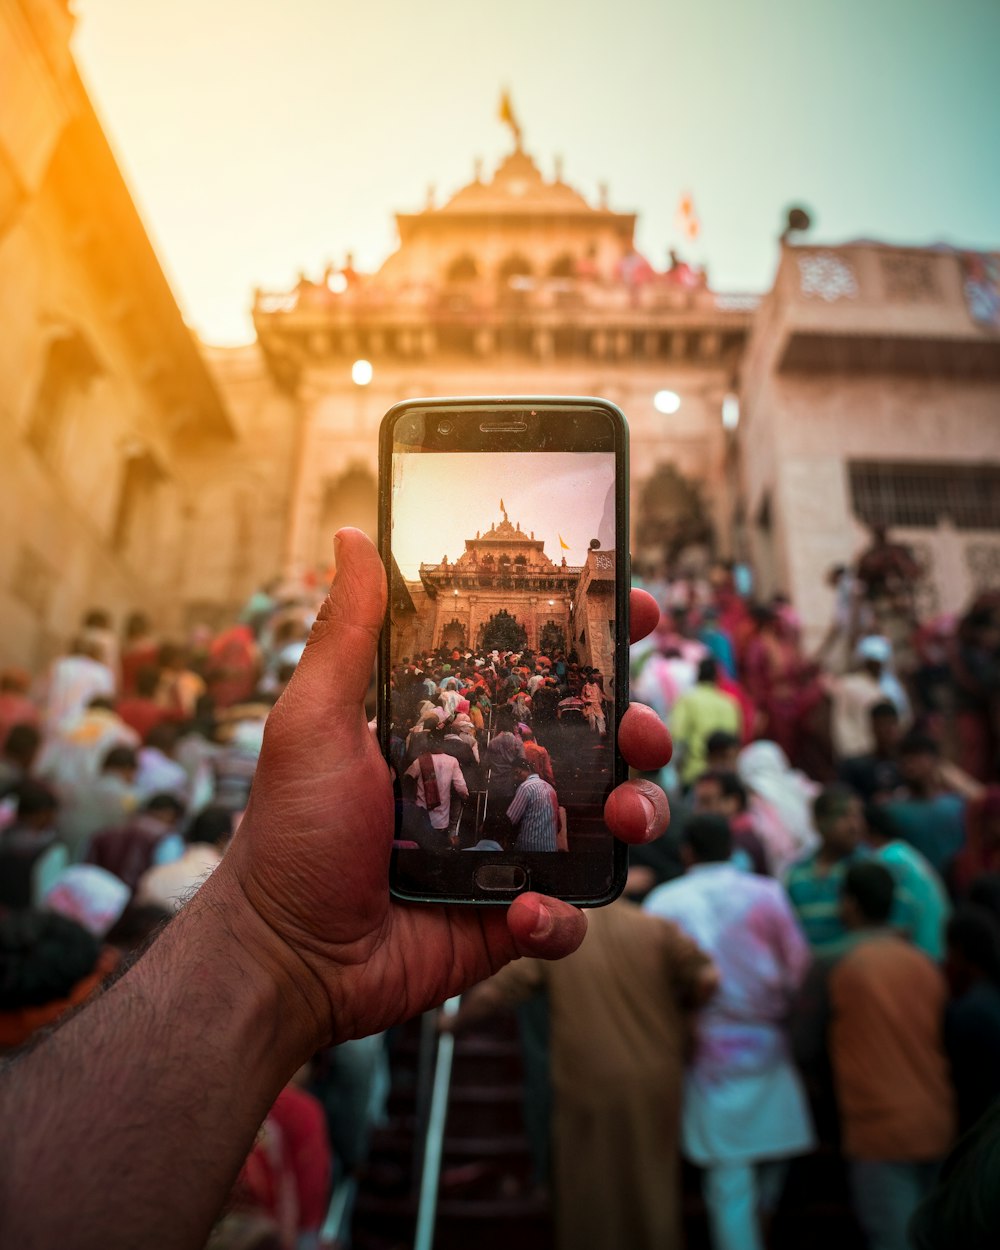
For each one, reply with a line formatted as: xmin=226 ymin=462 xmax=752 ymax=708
xmin=218 ymin=529 xmax=672 ymax=1047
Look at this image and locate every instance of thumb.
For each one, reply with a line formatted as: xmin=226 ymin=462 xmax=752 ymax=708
xmin=293 ymin=528 xmax=387 ymax=710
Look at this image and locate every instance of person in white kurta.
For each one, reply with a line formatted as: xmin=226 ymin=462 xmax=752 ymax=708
xmin=644 ymin=814 xmax=816 ymax=1250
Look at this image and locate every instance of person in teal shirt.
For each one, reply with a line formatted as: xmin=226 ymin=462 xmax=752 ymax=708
xmin=865 ymin=803 xmax=950 ymax=960
xmin=786 ymin=786 xmax=869 ymax=954
xmin=886 ymin=734 xmax=966 ymax=876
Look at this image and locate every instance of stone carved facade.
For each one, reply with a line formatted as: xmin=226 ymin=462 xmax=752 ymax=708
xmin=405 ymin=512 xmax=613 ymax=668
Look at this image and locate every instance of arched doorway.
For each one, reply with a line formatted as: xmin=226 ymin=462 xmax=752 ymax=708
xmin=480 ymin=609 xmax=527 ymax=653
xmin=316 ymin=465 xmax=377 ymax=569
xmin=539 ymin=622 xmax=566 ymax=655
xmin=634 ymin=463 xmax=713 ymax=572
xmin=440 ymin=618 xmax=467 ymax=652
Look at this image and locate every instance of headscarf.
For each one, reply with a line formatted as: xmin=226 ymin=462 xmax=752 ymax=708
xmin=737 ymin=740 xmax=820 ymax=875
xmin=43 ymin=864 xmax=130 ymax=938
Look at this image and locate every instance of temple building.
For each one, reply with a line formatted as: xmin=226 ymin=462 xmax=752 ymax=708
xmin=3 ymin=12 xmax=999 ymax=670
xmin=249 ymin=105 xmax=756 ymax=584
xmin=392 ymin=509 xmax=614 ymax=670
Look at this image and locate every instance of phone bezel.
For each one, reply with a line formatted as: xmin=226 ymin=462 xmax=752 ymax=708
xmin=378 ymin=395 xmax=630 ymax=907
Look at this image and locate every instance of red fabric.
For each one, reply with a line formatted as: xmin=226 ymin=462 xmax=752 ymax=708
xmin=120 ymin=642 xmax=160 ymax=697
xmin=717 ymin=675 xmax=756 ymax=745
xmin=207 ymin=626 xmax=259 ymax=708
xmin=418 ymin=753 xmax=441 ymax=810
xmin=524 ymin=740 xmax=556 ymax=788
xmin=951 ymin=787 xmax=1000 ymax=895
xmin=0 ymin=692 xmax=40 ymax=746
xmin=236 ymin=1084 xmax=331 ymax=1244
xmin=115 ymin=697 xmax=169 ymax=743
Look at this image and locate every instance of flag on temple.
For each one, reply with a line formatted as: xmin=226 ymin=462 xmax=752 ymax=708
xmin=675 ymin=192 xmax=701 ymax=242
xmin=559 ymin=534 xmax=571 ymax=550
xmin=500 ymin=498 xmax=506 ymax=513
xmin=498 ymin=90 xmax=522 ymax=147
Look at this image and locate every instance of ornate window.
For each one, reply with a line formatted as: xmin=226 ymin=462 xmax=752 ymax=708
xmin=849 ymin=461 xmax=1000 ymax=530
xmin=797 ymin=252 xmax=859 ymax=302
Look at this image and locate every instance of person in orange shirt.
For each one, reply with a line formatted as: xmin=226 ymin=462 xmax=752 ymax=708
xmin=794 ymin=860 xmax=954 ymax=1250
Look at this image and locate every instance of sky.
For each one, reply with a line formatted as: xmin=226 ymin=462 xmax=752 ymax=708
xmin=391 ymin=452 xmax=615 ymax=578
xmin=72 ymin=0 xmax=1000 ymax=345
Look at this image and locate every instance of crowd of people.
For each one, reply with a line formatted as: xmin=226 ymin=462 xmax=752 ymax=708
xmin=2 ymin=519 xmax=1000 ymax=1248
xmin=388 ymin=647 xmax=612 ymax=852
xmin=450 ymin=524 xmax=1000 ymax=1250
xmin=0 ymin=587 xmax=385 ymax=1247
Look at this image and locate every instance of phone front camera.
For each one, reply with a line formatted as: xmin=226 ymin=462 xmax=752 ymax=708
xmin=438 ymin=419 xmax=453 ymax=436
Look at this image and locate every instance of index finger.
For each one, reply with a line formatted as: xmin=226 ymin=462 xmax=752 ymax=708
xmin=629 ymin=588 xmax=660 ymax=644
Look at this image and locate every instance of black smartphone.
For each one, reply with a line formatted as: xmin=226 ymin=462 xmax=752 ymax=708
xmin=378 ymin=396 xmax=630 ymax=906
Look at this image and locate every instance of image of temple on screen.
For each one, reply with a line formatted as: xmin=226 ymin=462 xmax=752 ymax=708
xmin=387 ymin=455 xmax=617 ymax=852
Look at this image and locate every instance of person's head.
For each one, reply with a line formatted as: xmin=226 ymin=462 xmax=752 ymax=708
xmin=104 ymin=902 xmax=171 ymax=954
xmin=693 ymin=770 xmax=748 ymax=819
xmin=898 ymin=732 xmax=942 ymax=793
xmin=102 ymin=745 xmax=138 ymax=783
xmin=82 ymin=608 xmax=111 ymax=631
xmin=512 ymin=760 xmax=534 ymax=785
xmin=0 ymin=668 xmax=30 ymax=694
xmin=840 ymin=860 xmax=894 ymax=931
xmin=682 ymin=813 xmax=733 ymax=866
xmin=3 ymin=723 xmax=41 ymax=770
xmin=143 ymin=793 xmax=186 ymax=827
xmin=856 ymin=634 xmax=891 ymax=679
xmin=135 ymin=665 xmax=161 ymax=699
xmin=945 ymin=905 xmax=1000 ymax=995
xmin=185 ymin=805 xmax=234 ymax=850
xmin=813 ymin=785 xmax=864 ymax=858
xmin=87 ymin=696 xmax=115 ymax=714
xmin=863 ymin=801 xmax=901 ymax=849
xmin=158 ymin=642 xmax=186 ymax=672
xmin=144 ymin=723 xmax=179 ymax=757
xmin=12 ymin=779 xmax=59 ymax=830
xmin=826 ymin=564 xmax=847 ymax=588
xmin=697 ymin=656 xmax=718 ymax=685
xmin=705 ymin=730 xmax=741 ymax=773
xmin=0 ymin=910 xmax=100 ymax=1017
xmin=124 ymin=610 xmax=151 ymax=642
xmin=869 ymin=700 xmax=901 ymax=754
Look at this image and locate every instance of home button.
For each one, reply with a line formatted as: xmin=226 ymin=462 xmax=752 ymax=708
xmin=474 ymin=865 xmax=528 ymax=892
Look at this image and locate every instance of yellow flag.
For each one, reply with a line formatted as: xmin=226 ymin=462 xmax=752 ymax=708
xmin=559 ymin=534 xmax=570 ymax=550
xmin=500 ymin=498 xmax=506 ymax=512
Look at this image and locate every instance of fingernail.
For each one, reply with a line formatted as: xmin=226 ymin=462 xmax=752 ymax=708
xmin=639 ymin=795 xmax=657 ymax=839
xmin=529 ymin=901 xmax=554 ymax=941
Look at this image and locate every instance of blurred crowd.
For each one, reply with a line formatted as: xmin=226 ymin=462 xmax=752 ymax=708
xmin=0 ymin=581 xmax=390 ymax=1250
xmin=2 ymin=521 xmax=1000 ymax=1248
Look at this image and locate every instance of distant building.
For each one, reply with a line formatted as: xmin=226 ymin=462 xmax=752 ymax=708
xmin=396 ymin=508 xmax=614 ymax=670
xmin=250 ymin=124 xmax=756 ymax=582
xmin=4 ymin=13 xmax=999 ymax=668
xmin=734 ymin=241 xmax=1000 ymax=641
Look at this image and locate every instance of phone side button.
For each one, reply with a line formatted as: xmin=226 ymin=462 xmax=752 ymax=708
xmin=473 ymin=865 xmax=527 ymax=892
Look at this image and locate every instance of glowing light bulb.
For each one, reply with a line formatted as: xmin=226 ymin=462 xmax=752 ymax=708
xmin=654 ymin=390 xmax=681 ymax=415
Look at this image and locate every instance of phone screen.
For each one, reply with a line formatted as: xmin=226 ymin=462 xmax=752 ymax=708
xmin=381 ymin=400 xmax=626 ymax=902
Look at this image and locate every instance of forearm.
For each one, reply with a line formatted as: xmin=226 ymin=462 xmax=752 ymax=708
xmin=0 ymin=868 xmax=323 ymax=1250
